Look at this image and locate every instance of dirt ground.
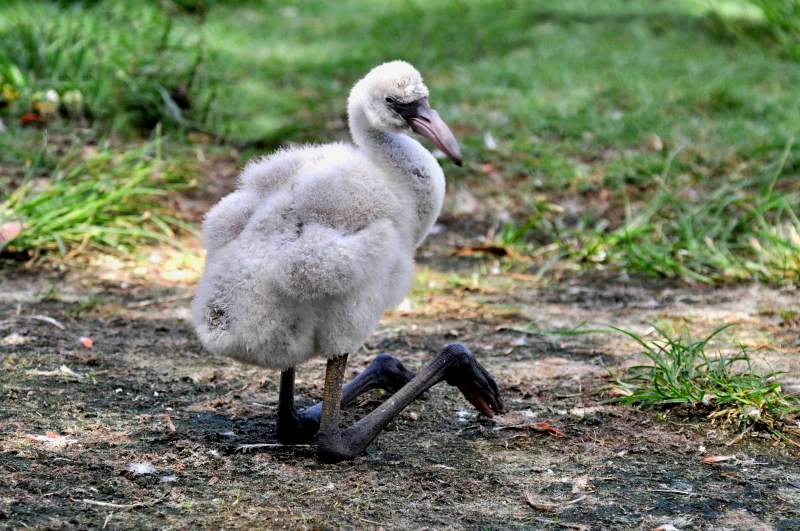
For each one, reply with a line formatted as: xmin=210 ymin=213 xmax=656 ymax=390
xmin=1 ymin=195 xmax=799 ymax=529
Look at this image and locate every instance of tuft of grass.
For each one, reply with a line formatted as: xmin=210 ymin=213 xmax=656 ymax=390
xmin=612 ymin=324 xmax=800 ymax=444
xmin=0 ymin=0 xmax=215 ymax=133
xmin=746 ymin=0 xmax=800 ymax=59
xmin=0 ymin=135 xmax=196 ymax=258
xmin=502 ymin=140 xmax=800 ymax=284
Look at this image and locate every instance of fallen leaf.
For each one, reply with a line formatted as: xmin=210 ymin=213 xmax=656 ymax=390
xmin=28 ymin=431 xmax=77 ymax=449
xmin=609 ymin=386 xmax=632 ymax=397
xmin=703 ymin=455 xmax=736 ymax=463
xmin=188 ymin=369 xmax=223 ymax=384
xmin=532 ymin=422 xmax=566 ymax=437
xmin=1 ymin=332 xmax=29 ymax=346
xmin=20 ymin=112 xmax=44 ymax=126
xmin=494 ymin=411 xmax=566 ymax=436
xmin=0 ymin=221 xmax=22 ymax=246
xmin=479 ymin=163 xmax=496 ymax=174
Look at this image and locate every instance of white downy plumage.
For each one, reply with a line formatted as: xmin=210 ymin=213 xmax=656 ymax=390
xmin=192 ymin=61 xmax=458 ymax=369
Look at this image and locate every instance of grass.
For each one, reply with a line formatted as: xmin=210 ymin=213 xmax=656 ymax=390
xmin=613 ymin=324 xmax=800 ymax=444
xmin=0 ymin=0 xmax=215 ymax=133
xmin=196 ymin=0 xmax=800 ymax=149
xmin=0 ymin=133 xmax=196 ymax=258
xmin=746 ymin=0 xmax=800 ymax=59
xmin=0 ymin=0 xmax=798 ymax=280
xmin=190 ymin=0 xmax=799 ymax=284
xmin=502 ymin=139 xmax=800 ymax=283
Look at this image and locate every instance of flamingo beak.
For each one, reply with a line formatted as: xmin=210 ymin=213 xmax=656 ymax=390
xmin=401 ymin=98 xmax=463 ymax=166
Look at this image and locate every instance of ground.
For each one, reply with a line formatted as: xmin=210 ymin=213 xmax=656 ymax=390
xmin=2 ymin=223 xmax=798 ymax=529
xmin=1 ymin=0 xmax=800 ymax=528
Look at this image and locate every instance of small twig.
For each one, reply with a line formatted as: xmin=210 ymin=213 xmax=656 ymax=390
xmin=524 ymin=489 xmax=587 ymax=511
xmin=29 ymin=314 xmax=66 ymax=330
xmin=725 ymin=424 xmax=753 ymax=446
xmin=558 ymin=523 xmax=590 ymax=531
xmin=300 ymin=483 xmax=336 ymax=496
xmin=358 ymin=516 xmax=386 ymax=526
xmin=235 ymin=443 xmax=311 ymax=453
xmin=78 ymin=495 xmax=165 ymax=509
xmin=646 ymin=489 xmax=695 ymax=496
xmin=126 ymin=295 xmax=190 ymax=309
xmin=40 ymin=488 xmax=69 ymax=498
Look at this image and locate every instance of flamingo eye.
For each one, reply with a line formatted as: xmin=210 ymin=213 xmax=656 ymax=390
xmin=386 ymin=97 xmax=416 ymax=111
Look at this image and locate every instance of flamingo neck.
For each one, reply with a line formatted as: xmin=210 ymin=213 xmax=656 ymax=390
xmin=348 ymin=105 xmax=445 ymax=245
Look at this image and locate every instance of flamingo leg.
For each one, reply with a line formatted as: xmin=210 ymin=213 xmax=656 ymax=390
xmin=276 ymin=353 xmax=415 ymax=444
xmin=316 ymin=343 xmax=503 ymax=463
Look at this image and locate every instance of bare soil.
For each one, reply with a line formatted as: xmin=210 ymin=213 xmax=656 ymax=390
xmin=1 ymin=162 xmax=799 ymax=528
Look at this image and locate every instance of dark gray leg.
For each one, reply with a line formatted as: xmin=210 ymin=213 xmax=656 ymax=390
xmin=276 ymin=367 xmax=319 ymax=444
xmin=317 ymin=343 xmax=503 ymax=463
xmin=276 ymin=353 xmax=415 ymax=444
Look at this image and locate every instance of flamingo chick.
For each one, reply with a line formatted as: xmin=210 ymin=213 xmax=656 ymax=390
xmin=192 ymin=61 xmax=503 ymax=462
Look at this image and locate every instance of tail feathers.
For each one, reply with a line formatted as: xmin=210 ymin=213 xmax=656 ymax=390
xmin=202 ymin=190 xmax=259 ymax=253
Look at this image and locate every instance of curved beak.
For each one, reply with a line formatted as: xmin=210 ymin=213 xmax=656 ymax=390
xmin=400 ymin=98 xmax=463 ymax=166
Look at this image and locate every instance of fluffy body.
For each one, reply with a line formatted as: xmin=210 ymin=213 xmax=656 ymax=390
xmin=192 ymin=61 xmax=447 ymax=369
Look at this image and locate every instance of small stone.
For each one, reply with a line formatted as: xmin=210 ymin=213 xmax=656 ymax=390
xmin=645 ymin=132 xmax=664 ymax=151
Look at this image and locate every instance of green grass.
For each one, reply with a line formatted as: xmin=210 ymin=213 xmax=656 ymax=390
xmin=0 ymin=0 xmax=798 ymax=277
xmin=503 ymin=139 xmax=800 ymax=283
xmin=0 ymin=0 xmax=214 ymax=133
xmin=613 ymin=324 xmax=800 ymax=444
xmin=196 ymin=0 xmax=800 ymax=150
xmin=0 ymin=133 xmax=196 ymax=257
xmin=190 ymin=0 xmax=799 ymax=283
xmin=745 ymin=0 xmax=800 ymax=59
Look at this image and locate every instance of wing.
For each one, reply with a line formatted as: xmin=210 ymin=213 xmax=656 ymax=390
xmin=201 ymin=147 xmax=311 ymax=254
xmin=271 ymin=218 xmax=405 ymax=300
xmin=204 ymin=143 xmax=411 ymax=301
